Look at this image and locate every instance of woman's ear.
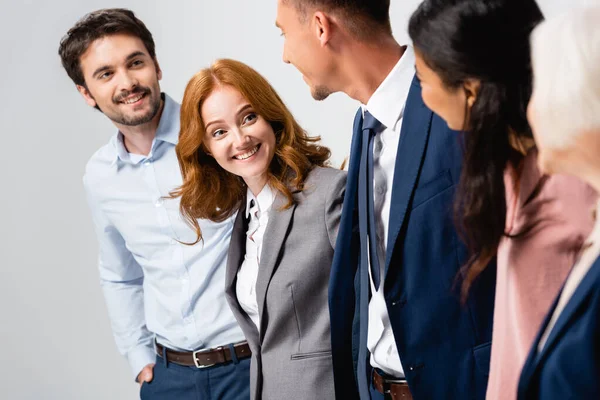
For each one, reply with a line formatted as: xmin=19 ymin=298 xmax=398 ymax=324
xmin=464 ymin=79 xmax=481 ymax=108
xmin=201 ymin=144 xmax=212 ymax=157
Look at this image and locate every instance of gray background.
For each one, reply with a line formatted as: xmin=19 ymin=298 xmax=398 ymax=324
xmin=0 ymin=0 xmax=584 ymax=399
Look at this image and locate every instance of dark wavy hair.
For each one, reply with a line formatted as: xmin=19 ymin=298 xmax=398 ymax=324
xmin=409 ymin=0 xmax=544 ymax=298
xmin=173 ymin=59 xmax=331 ymax=244
xmin=58 ymin=8 xmax=156 ymax=87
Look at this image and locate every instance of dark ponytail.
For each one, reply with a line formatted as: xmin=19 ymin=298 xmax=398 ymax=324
xmin=409 ymin=0 xmax=544 ymax=298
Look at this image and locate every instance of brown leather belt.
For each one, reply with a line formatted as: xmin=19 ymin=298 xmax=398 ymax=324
xmin=155 ymin=341 xmax=251 ymax=368
xmin=372 ymin=369 xmax=413 ymax=400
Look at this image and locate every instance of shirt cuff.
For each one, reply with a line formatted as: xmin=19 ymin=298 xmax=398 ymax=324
xmin=128 ymin=344 xmax=156 ymax=382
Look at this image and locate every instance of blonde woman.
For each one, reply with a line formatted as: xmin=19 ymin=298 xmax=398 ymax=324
xmin=518 ymin=6 xmax=600 ymax=399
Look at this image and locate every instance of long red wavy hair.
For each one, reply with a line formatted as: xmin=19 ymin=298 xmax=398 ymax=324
xmin=173 ymin=59 xmax=331 ymax=244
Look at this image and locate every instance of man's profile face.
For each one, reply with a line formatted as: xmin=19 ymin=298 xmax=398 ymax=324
xmin=276 ymin=0 xmax=335 ymax=100
xmin=77 ymin=33 xmax=162 ymax=127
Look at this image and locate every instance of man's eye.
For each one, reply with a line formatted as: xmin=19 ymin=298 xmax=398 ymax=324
xmin=100 ymin=72 xmax=112 ymax=79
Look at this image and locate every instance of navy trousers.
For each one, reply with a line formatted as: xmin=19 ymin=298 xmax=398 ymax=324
xmin=140 ymin=355 xmax=250 ymax=400
xmin=369 ymin=371 xmax=385 ymax=400
xmin=370 ymin=385 xmax=385 ymax=400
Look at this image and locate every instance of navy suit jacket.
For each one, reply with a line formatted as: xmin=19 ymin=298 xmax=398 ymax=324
xmin=329 ymin=77 xmax=496 ymax=399
xmin=518 ymin=255 xmax=600 ymax=400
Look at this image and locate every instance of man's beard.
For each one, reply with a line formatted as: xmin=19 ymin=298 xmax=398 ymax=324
xmin=311 ymin=85 xmax=333 ymax=101
xmin=99 ymin=86 xmax=162 ymax=126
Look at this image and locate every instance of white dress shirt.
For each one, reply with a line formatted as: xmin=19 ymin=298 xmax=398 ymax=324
xmin=83 ymin=94 xmax=245 ymax=378
xmin=361 ymin=46 xmax=416 ymax=377
xmin=538 ymin=200 xmax=600 ymax=351
xmin=236 ymin=185 xmax=275 ymax=330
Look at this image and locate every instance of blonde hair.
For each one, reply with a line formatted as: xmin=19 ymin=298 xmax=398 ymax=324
xmin=530 ymin=5 xmax=600 ymax=148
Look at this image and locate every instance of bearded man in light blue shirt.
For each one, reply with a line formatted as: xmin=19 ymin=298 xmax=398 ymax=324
xmin=58 ymin=8 xmax=250 ymax=400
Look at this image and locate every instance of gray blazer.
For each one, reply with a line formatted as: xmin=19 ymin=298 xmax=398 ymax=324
xmin=225 ymin=166 xmax=346 ymax=400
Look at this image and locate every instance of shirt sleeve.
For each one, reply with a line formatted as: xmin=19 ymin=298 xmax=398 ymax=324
xmin=83 ymin=175 xmax=155 ymax=380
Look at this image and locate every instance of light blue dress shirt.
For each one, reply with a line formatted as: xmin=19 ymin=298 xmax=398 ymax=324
xmin=83 ymin=94 xmax=245 ymax=378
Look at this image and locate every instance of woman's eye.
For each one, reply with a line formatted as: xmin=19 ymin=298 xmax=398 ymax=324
xmin=243 ymin=113 xmax=257 ymax=124
xmin=213 ymin=129 xmax=225 ymax=137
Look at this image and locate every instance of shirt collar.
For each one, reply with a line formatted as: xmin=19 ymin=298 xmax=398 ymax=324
xmin=361 ymin=45 xmax=415 ymax=132
xmin=245 ymin=184 xmax=275 ymax=218
xmin=154 ymin=93 xmax=179 ymax=145
xmin=112 ymin=93 xmax=180 ymax=166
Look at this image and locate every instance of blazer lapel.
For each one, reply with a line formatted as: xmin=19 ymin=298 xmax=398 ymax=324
xmin=224 ymin=201 xmax=261 ymax=347
xmin=534 ymin=256 xmax=600 ymax=366
xmin=255 ymin=191 xmax=298 ymax=341
xmin=225 ymin=201 xmax=248 ymax=296
xmin=344 ymin=109 xmax=365 ymax=220
xmin=384 ymin=77 xmax=433 ymax=274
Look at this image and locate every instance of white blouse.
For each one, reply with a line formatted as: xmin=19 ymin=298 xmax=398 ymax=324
xmin=236 ymin=185 xmax=275 ymax=330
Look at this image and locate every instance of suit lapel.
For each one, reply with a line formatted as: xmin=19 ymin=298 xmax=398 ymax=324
xmin=384 ymin=77 xmax=433 ymax=274
xmin=345 ymin=110 xmax=365 ymax=218
xmin=225 ymin=201 xmax=261 ymax=346
xmin=533 ymin=256 xmax=600 ymax=367
xmin=225 ymin=201 xmax=248 ymax=296
xmin=255 ymin=191 xmax=297 ymax=341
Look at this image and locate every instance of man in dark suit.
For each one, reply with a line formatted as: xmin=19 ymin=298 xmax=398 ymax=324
xmin=276 ymin=1 xmax=496 ymax=398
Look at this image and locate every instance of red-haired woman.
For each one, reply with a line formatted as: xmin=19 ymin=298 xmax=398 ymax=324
xmin=174 ymin=59 xmax=345 ymax=400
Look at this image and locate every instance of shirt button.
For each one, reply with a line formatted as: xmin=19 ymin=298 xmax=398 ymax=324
xmin=184 ymin=317 xmax=191 ymax=324
xmin=155 ymin=198 xmax=164 ymax=207
xmin=143 ymin=159 xmax=152 ymax=166
xmin=377 ymin=186 xmax=386 ymax=195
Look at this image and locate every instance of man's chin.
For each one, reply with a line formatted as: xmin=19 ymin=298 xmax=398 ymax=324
xmin=311 ymin=85 xmax=332 ymax=101
xmin=106 ymin=107 xmax=155 ymax=127
xmin=110 ymin=95 xmax=162 ymax=126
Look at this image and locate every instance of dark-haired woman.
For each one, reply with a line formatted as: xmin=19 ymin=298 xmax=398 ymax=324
xmin=408 ymin=0 xmax=597 ymax=398
xmin=174 ymin=59 xmax=345 ymax=400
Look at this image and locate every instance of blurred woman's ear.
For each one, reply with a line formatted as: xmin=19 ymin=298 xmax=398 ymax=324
xmin=463 ymin=79 xmax=481 ymax=109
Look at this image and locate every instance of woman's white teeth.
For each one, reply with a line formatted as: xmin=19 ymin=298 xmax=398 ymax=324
xmin=123 ymin=93 xmax=144 ymax=104
xmin=235 ymin=146 xmax=259 ymax=160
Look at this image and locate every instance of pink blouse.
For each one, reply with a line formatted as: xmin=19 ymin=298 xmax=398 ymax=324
xmin=486 ymin=150 xmax=597 ymax=400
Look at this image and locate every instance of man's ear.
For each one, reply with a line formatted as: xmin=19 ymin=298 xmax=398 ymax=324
xmin=313 ymin=11 xmax=333 ymax=47
xmin=463 ymin=79 xmax=481 ymax=109
xmin=154 ymin=59 xmax=163 ymax=81
xmin=76 ymin=84 xmax=97 ymax=108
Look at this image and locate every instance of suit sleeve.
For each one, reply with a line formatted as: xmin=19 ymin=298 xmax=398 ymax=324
xmin=83 ymin=175 xmax=155 ymax=380
xmin=325 ymin=170 xmax=348 ymax=249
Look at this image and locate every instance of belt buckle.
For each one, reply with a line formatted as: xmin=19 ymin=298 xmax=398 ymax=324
xmin=383 ymin=377 xmax=407 ymax=394
xmin=192 ymin=346 xmax=220 ymax=369
xmin=385 ymin=378 xmax=408 ymax=384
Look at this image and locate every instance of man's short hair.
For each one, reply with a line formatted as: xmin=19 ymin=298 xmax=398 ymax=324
xmin=530 ymin=5 xmax=600 ymax=148
xmin=284 ymin=0 xmax=392 ymax=39
xmin=58 ymin=8 xmax=156 ymax=87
